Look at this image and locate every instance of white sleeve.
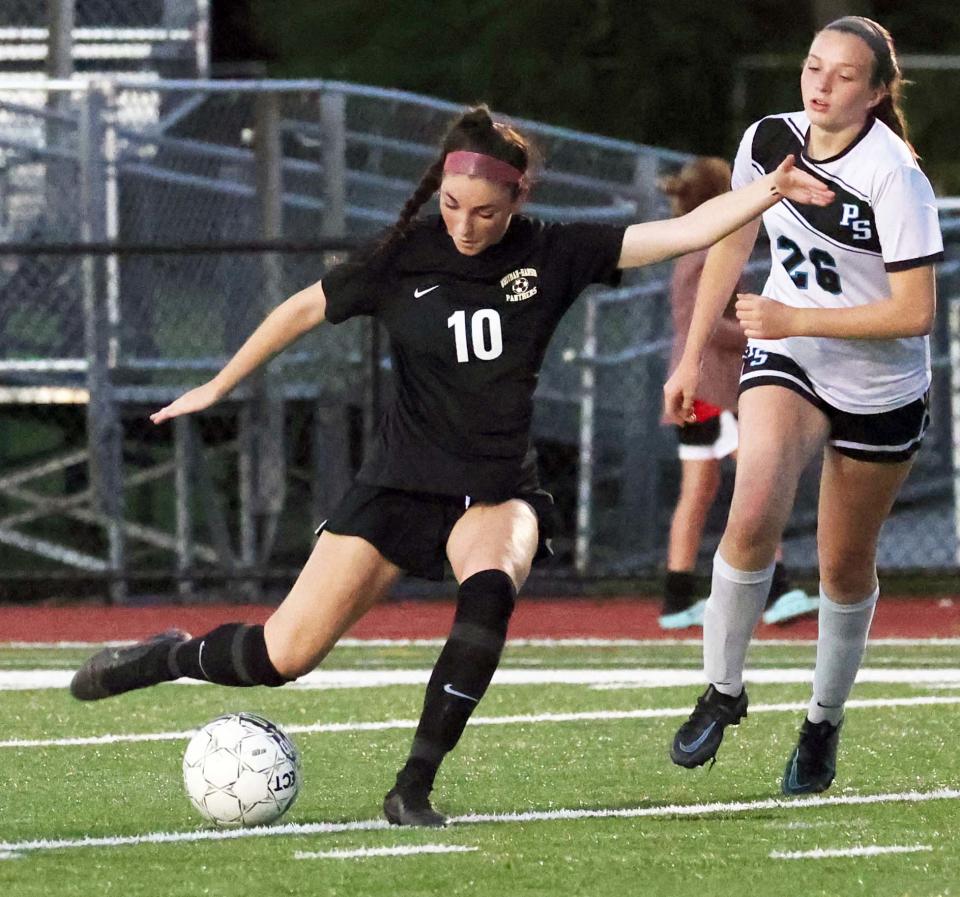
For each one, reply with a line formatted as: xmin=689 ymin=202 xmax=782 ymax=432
xmin=730 ymin=121 xmax=762 ymax=190
xmin=873 ymin=164 xmax=944 ymax=272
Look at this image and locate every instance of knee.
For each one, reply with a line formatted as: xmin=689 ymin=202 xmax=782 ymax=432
xmin=725 ymin=505 xmax=779 ymax=555
xmin=819 ymin=551 xmax=877 ymax=600
xmin=263 ymin=621 xmax=332 ymax=681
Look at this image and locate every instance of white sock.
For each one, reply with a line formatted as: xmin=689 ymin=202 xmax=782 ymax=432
xmin=703 ymin=550 xmax=775 ymax=696
xmin=807 ymin=586 xmax=879 ymax=725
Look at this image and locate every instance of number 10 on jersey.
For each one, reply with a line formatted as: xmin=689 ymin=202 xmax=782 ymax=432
xmin=447 ymin=309 xmax=504 ymax=362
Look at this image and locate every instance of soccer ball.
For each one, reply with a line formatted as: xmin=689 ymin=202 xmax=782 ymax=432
xmin=182 ymin=712 xmax=301 ymax=827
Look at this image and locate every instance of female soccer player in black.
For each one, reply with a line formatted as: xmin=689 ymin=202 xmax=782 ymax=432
xmin=71 ymin=105 xmax=833 ymax=826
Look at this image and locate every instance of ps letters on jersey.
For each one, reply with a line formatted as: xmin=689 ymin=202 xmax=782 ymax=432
xmin=839 ymin=203 xmax=873 ymax=241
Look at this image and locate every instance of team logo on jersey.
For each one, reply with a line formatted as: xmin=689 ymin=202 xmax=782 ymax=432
xmin=839 ymin=202 xmax=873 ymax=241
xmin=500 ymin=267 xmax=539 ymax=302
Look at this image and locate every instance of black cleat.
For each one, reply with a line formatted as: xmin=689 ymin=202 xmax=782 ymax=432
xmin=670 ymin=684 xmax=748 ymax=768
xmin=383 ymin=788 xmax=448 ymax=827
xmin=782 ymin=717 xmax=842 ymax=795
xmin=70 ymin=629 xmax=190 ymax=701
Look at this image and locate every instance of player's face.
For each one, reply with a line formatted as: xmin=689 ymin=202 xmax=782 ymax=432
xmin=801 ymin=30 xmax=886 ymax=134
xmin=440 ymin=174 xmax=520 ymax=256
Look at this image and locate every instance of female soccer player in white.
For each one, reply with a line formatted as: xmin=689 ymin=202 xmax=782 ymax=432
xmin=664 ymin=17 xmax=942 ymax=793
xmin=70 ymin=106 xmax=831 ymax=827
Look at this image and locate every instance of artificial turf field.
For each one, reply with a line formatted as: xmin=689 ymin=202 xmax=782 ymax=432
xmin=1 ymin=637 xmax=958 ymax=897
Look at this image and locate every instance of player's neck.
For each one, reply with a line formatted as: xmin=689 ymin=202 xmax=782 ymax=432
xmin=805 ymin=119 xmax=868 ymax=162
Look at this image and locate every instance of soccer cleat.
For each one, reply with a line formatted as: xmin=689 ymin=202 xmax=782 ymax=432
xmin=383 ymin=788 xmax=448 ymax=827
xmin=69 ymin=629 xmax=191 ymax=701
xmin=670 ymin=684 xmax=748 ymax=768
xmin=658 ymin=598 xmax=707 ymax=630
xmin=782 ymin=717 xmax=842 ymax=795
xmin=763 ymin=588 xmax=820 ymax=625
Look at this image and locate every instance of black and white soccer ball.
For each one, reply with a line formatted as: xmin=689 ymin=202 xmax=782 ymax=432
xmin=182 ymin=712 xmax=301 ymax=827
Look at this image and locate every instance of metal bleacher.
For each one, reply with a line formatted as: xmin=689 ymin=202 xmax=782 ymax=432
xmin=0 ymin=7 xmax=695 ymax=598
xmin=3 ymin=4 xmax=958 ymax=600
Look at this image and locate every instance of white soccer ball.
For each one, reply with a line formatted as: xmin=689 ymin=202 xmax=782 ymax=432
xmin=182 ymin=712 xmax=301 ymax=827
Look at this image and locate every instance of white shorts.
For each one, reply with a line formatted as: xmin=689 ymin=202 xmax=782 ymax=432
xmin=677 ymin=410 xmax=739 ymax=461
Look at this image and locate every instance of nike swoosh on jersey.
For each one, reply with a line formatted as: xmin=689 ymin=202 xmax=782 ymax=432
xmin=414 ymin=284 xmax=440 ymax=298
xmin=443 ymin=682 xmax=479 ymax=702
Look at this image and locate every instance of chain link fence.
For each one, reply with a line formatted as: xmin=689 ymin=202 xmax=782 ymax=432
xmin=0 ymin=76 xmax=958 ymax=601
xmin=0 ymin=0 xmax=207 ymax=78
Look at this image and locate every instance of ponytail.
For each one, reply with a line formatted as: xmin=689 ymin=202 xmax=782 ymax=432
xmin=872 ymin=93 xmax=910 ymax=147
xmin=822 ymin=16 xmax=915 ymax=156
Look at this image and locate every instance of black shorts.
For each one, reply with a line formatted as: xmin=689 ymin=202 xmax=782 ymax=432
xmin=739 ymin=349 xmax=929 ymax=463
xmin=317 ymin=482 xmax=557 ymax=581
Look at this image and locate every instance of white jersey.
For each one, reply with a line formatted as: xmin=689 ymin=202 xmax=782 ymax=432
xmin=732 ymin=111 xmax=943 ymax=413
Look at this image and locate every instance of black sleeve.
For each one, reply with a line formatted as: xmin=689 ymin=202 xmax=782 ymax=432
xmin=546 ymin=222 xmax=626 ymax=312
xmin=321 ymin=245 xmax=396 ymax=325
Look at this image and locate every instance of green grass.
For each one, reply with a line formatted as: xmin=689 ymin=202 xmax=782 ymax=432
xmin=0 ymin=641 xmax=957 ymax=897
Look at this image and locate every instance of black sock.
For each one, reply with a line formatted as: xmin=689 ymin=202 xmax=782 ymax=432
xmin=767 ymin=562 xmax=793 ymax=608
xmin=170 ymin=623 xmax=288 ymax=687
xmin=662 ymin=570 xmax=696 ymax=614
xmin=395 ymin=569 xmax=517 ymax=795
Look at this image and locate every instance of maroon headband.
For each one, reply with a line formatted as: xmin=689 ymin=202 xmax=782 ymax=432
xmin=443 ymin=150 xmax=524 ymax=185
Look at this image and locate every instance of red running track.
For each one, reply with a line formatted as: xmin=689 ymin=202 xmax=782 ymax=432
xmin=0 ymin=596 xmax=957 ymax=642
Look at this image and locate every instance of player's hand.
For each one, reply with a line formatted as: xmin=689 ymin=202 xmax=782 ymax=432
xmin=663 ymin=356 xmax=701 ymax=425
xmin=771 ymin=155 xmax=834 ymax=206
xmin=735 ymin=293 xmax=798 ymax=340
xmin=150 ymin=381 xmax=221 ymax=424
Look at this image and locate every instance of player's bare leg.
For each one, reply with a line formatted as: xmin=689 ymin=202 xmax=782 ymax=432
xmin=70 ymin=532 xmax=402 ymax=700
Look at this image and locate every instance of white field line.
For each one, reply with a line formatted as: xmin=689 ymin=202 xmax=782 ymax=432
xmin=1 ymin=788 xmax=957 ymax=857
xmin=294 ymin=844 xmax=477 ymax=860
xmin=2 ymin=694 xmax=959 ymax=750
xmin=770 ymin=844 xmax=933 ymax=860
xmin=6 ymin=666 xmax=960 ymax=693
xmin=3 ymin=637 xmax=960 ymax=649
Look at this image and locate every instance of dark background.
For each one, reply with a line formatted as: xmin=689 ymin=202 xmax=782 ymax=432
xmin=210 ymin=0 xmax=960 ymax=190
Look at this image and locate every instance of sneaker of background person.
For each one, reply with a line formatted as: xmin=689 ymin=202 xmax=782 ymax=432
xmin=763 ymin=561 xmax=818 ymax=624
xmin=763 ymin=588 xmax=820 ymax=625
xmin=659 ymin=597 xmax=707 ymax=630
xmin=781 ymin=717 xmax=842 ymax=795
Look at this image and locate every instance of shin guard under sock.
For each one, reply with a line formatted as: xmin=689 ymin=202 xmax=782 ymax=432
xmin=703 ymin=550 xmax=775 ymax=696
xmin=808 ymin=586 xmax=878 ymax=725
xmin=397 ymin=569 xmax=517 ymax=792
xmin=170 ymin=623 xmax=288 ymax=687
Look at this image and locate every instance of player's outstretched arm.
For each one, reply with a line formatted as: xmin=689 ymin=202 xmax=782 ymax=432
xmin=618 ymin=155 xmax=834 ymax=270
xmin=150 ymin=280 xmax=328 ymax=424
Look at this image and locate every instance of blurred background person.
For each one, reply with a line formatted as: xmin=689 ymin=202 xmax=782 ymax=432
xmin=657 ymin=157 xmax=818 ymax=629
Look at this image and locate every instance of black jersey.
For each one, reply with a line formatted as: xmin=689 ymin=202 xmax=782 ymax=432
xmin=322 ymin=214 xmax=625 ymax=500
